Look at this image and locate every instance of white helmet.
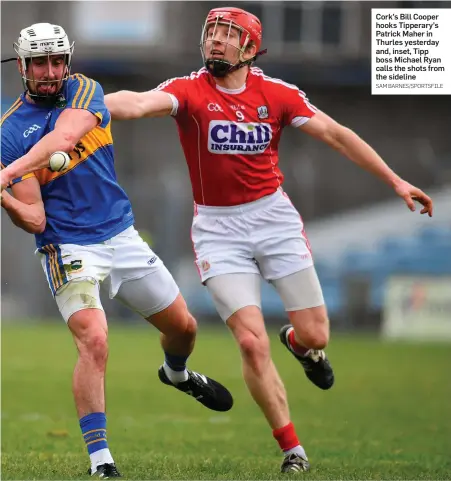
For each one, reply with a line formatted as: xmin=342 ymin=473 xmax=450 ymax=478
xmin=14 ymin=23 xmax=74 ymax=100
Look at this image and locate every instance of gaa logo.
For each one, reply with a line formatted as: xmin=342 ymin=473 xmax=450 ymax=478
xmin=23 ymin=124 xmax=41 ymax=138
xmin=208 ymin=121 xmax=272 ymax=155
xmin=208 ymin=103 xmax=223 ymax=112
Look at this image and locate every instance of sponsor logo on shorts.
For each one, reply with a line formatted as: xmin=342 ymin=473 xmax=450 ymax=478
xmin=147 ymin=256 xmax=157 ymax=265
xmin=208 ymin=121 xmax=272 ymax=155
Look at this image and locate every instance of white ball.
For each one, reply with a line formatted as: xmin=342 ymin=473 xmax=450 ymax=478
xmin=49 ymin=151 xmax=71 ymax=173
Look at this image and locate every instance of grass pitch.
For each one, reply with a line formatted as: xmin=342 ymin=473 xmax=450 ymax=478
xmin=2 ymin=323 xmax=450 ymax=480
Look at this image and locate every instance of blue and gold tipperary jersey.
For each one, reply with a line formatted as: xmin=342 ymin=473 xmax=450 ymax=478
xmin=1 ymin=74 xmax=134 ymax=247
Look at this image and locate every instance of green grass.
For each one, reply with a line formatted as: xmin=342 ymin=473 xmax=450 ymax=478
xmin=2 ymin=323 xmax=451 ymax=480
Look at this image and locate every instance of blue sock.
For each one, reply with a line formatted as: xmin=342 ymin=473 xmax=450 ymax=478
xmin=164 ymin=352 xmax=188 ymax=371
xmin=80 ymin=412 xmax=108 ymax=455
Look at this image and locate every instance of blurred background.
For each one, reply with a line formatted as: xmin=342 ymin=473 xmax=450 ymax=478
xmin=1 ymin=0 xmax=451 ymax=342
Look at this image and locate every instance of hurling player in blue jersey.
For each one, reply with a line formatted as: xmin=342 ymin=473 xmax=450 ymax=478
xmin=0 ymin=23 xmax=233 ymax=478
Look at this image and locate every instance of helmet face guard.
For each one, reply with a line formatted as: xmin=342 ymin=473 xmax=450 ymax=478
xmin=200 ymin=8 xmax=266 ymax=78
xmin=16 ymin=50 xmax=73 ymax=103
xmin=14 ymin=23 xmax=74 ymax=103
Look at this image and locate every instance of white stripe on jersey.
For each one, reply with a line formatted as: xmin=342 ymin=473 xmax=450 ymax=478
xmin=166 ymin=93 xmax=179 ymax=116
xmin=153 ymin=68 xmax=208 ymax=116
xmin=250 ymin=67 xmax=318 ymax=114
xmin=251 ymin=67 xmax=303 ymax=93
xmin=291 ymin=116 xmax=311 ymax=128
xmin=153 ymin=67 xmax=208 ymax=92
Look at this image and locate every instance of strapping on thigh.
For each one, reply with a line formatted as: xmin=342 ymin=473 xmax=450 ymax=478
xmin=55 ymin=277 xmax=103 ymax=322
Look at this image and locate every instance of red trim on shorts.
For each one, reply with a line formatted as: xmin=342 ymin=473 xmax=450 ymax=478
xmin=190 ymin=232 xmax=202 ymax=280
xmin=190 ymin=205 xmax=201 ymax=280
xmin=282 ymin=191 xmax=313 ymax=256
xmin=301 ymin=221 xmax=312 ymax=255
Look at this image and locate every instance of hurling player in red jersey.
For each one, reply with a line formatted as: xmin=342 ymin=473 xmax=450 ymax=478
xmin=105 ymin=7 xmax=433 ymax=473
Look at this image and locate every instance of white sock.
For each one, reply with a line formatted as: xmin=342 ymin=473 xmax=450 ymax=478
xmin=284 ymin=445 xmax=308 ymax=459
xmin=163 ymin=361 xmax=188 ymax=384
xmin=90 ymin=448 xmax=114 ymax=473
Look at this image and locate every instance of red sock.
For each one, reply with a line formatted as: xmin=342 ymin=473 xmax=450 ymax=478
xmin=272 ymin=422 xmax=300 ymax=451
xmin=288 ymin=330 xmax=309 ymax=355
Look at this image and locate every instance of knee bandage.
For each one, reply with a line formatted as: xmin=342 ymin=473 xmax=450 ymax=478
xmin=55 ymin=277 xmax=103 ymax=323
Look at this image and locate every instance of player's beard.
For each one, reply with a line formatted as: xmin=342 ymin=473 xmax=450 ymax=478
xmin=24 ymin=61 xmax=68 ymax=103
xmin=27 ymin=77 xmax=64 ymax=104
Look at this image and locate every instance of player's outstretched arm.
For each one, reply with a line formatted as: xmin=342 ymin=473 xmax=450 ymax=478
xmin=1 ymin=177 xmax=46 ymax=234
xmin=104 ymin=90 xmax=174 ymax=120
xmin=299 ymin=111 xmax=433 ymax=217
xmin=0 ymin=109 xmax=98 ymax=190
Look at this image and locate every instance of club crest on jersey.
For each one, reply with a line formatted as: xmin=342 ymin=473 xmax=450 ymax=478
xmin=208 ymin=121 xmax=272 ymax=155
xmin=257 ymin=105 xmax=269 ymax=119
xmin=55 ymin=95 xmax=67 ymax=109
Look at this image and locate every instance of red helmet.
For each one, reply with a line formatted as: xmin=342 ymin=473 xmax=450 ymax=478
xmin=205 ymin=7 xmax=262 ymax=52
xmin=200 ymin=7 xmax=266 ymax=77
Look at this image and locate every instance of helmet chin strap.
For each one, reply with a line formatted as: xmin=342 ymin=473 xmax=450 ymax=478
xmin=29 ymin=91 xmax=60 ymax=105
xmin=205 ymin=58 xmax=235 ymax=78
xmin=205 ymin=48 xmax=267 ymax=78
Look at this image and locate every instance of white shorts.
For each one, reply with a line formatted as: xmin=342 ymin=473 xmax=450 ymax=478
xmin=191 ymin=189 xmax=313 ymax=283
xmin=36 ymin=226 xmax=179 ymax=318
